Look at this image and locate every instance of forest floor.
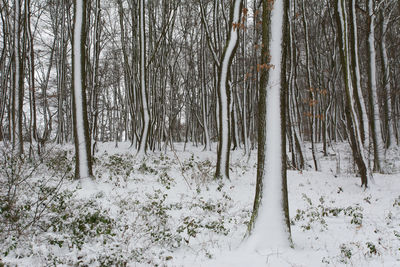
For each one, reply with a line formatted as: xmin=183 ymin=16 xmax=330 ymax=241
xmin=1 ymin=142 xmax=400 ymax=266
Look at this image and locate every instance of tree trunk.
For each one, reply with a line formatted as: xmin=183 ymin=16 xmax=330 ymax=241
xmin=72 ymin=0 xmax=93 ymax=178
xmin=201 ymin=28 xmax=211 ymax=151
xmin=215 ymin=0 xmax=242 ymax=179
xmin=14 ymin=0 xmax=24 ymax=155
xmin=380 ymin=7 xmax=395 ymax=148
xmin=349 ymin=0 xmax=369 ymax=149
xmin=137 ymin=0 xmax=151 ymax=155
xmin=247 ymin=0 xmax=292 ymax=249
xmin=367 ymin=0 xmax=384 ymax=173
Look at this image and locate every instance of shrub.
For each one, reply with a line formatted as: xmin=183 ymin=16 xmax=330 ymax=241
xmin=0 ymin=147 xmax=68 ymax=241
xmin=339 ymin=244 xmax=352 ymax=263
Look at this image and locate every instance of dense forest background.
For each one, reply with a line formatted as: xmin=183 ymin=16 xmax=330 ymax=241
xmin=1 ymin=0 xmax=399 ymax=172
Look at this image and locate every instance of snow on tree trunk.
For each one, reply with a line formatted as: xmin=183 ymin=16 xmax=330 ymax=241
xmin=367 ymin=0 xmax=384 ymax=173
xmin=245 ymin=0 xmax=292 ymax=250
xmin=72 ymin=0 xmax=92 ymax=178
xmin=215 ymin=0 xmax=242 ymax=179
xmin=137 ymin=0 xmax=150 ymax=156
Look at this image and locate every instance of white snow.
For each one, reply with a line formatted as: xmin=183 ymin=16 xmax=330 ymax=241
xmin=2 ymin=142 xmax=400 ymax=266
xmin=73 ymin=0 xmax=89 ymax=178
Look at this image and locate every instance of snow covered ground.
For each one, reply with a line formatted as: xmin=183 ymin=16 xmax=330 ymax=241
xmin=1 ymin=142 xmax=399 ymax=266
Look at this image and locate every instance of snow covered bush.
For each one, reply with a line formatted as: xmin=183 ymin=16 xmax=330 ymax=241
xmin=339 ymin=243 xmax=353 ymax=263
xmin=393 ymin=196 xmax=400 ymax=207
xmin=291 ymin=193 xmax=364 ymax=231
xmin=0 ymin=147 xmax=68 ymax=244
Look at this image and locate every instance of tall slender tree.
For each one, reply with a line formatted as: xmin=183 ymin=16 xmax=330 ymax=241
xmin=72 ymin=0 xmax=93 ymax=178
xmin=215 ymin=0 xmax=243 ymax=179
xmin=367 ymin=0 xmax=384 ymax=172
xmin=13 ymin=0 xmax=24 ymax=155
xmin=349 ymin=0 xmax=369 ymax=149
xmin=380 ymin=5 xmax=395 ymax=148
xmin=137 ymin=0 xmax=150 ymax=155
xmin=200 ymin=26 xmax=211 ymax=151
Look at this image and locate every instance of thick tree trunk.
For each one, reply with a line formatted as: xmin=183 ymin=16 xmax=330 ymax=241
xmin=247 ymin=0 xmax=292 ymax=249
